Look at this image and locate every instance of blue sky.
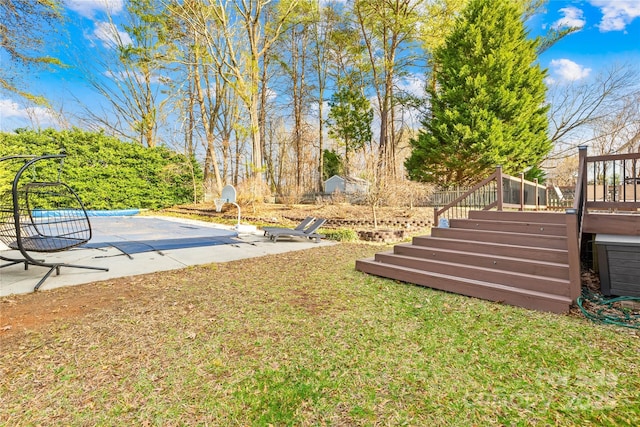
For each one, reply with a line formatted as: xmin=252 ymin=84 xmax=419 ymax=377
xmin=0 ymin=0 xmax=639 ymax=132
xmin=534 ymin=0 xmax=640 ymax=84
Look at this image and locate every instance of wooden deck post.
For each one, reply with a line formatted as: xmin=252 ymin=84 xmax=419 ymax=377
xmin=518 ymin=173 xmax=525 ymax=211
xmin=565 ymin=209 xmax=582 ymax=301
xmin=578 ymin=146 xmax=588 ymax=203
xmin=496 ymin=165 xmax=503 ymax=211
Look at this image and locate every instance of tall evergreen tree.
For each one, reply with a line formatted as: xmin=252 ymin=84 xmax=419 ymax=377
xmin=405 ymin=0 xmax=550 ymax=186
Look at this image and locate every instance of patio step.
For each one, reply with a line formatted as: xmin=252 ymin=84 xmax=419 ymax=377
xmin=449 ymin=218 xmax=567 ymax=236
xmin=374 ymin=252 xmax=570 ymax=296
xmin=468 ymin=210 xmax=567 ymax=224
xmin=430 ymin=227 xmax=568 ymax=250
xmin=356 ymin=210 xmax=575 ymax=313
xmin=410 ymin=236 xmax=568 ymax=264
xmin=392 ymin=244 xmax=569 ymax=280
xmin=355 ymin=258 xmax=572 ymax=314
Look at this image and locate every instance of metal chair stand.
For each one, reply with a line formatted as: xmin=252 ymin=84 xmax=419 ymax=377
xmin=0 ymin=154 xmax=108 ymax=291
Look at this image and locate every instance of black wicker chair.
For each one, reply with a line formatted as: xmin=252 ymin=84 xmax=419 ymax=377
xmin=0 ymin=154 xmax=108 ymax=291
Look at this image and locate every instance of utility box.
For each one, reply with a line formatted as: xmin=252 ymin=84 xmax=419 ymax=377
xmin=595 ymin=234 xmax=640 ymax=297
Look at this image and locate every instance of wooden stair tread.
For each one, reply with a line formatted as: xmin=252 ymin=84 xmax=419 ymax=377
xmin=452 ymin=221 xmax=567 ymax=228
xmin=411 ymin=236 xmax=568 ymax=264
xmin=393 ymin=243 xmax=569 ymax=268
xmin=358 ymin=257 xmax=571 ymax=300
xmin=455 ymin=218 xmax=565 ymax=227
xmin=450 ymin=218 xmax=567 ymax=234
xmin=375 ymin=252 xmax=570 ymax=297
xmin=356 ymin=258 xmax=572 ymax=313
xmin=378 ymin=252 xmax=569 ymax=283
xmin=434 ymin=227 xmax=567 ymax=240
xmin=393 ymin=244 xmax=570 ymax=280
xmin=413 ymin=235 xmax=567 ymax=254
xmin=468 ymin=210 xmax=567 ymax=224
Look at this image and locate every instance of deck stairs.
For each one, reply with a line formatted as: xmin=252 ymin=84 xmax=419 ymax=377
xmin=356 ymin=210 xmax=574 ymax=313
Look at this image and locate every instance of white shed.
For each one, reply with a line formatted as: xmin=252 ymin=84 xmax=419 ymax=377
xmin=324 ymin=175 xmax=370 ymax=195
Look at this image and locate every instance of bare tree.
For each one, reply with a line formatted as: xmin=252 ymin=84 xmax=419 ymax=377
xmin=354 ymin=0 xmax=424 ymax=180
xmin=273 ymin=3 xmax=317 ymax=193
xmin=77 ymin=0 xmax=169 ymax=147
xmin=545 ymin=154 xmax=578 ymax=186
xmin=591 ymin=93 xmax=640 ymax=155
xmin=0 ymin=0 xmax=63 ymax=105
xmin=544 ymin=65 xmax=640 ymax=188
xmin=615 ymin=93 xmax=640 ymax=153
xmin=308 ymin=0 xmax=339 ymax=192
xmin=169 ymin=0 xmax=255 ymax=199
xmin=187 ymin=0 xmax=301 ymax=192
xmin=547 ymin=64 xmax=639 ymax=160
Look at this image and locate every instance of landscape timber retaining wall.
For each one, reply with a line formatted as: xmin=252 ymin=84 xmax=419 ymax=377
xmin=357 ymin=229 xmax=410 ymax=242
xmin=323 ymin=218 xmax=432 ymax=229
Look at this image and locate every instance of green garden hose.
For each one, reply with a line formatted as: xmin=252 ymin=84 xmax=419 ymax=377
xmin=577 ymin=287 xmax=640 ymax=329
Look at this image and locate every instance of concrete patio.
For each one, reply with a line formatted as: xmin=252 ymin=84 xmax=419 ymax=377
xmin=0 ymin=215 xmax=334 ymax=297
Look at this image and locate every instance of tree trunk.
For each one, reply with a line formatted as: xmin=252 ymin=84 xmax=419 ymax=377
xmin=193 ymin=58 xmax=223 ymax=198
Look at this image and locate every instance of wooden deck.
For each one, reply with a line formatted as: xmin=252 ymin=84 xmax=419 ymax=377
xmin=356 ymin=209 xmax=640 ymax=313
xmin=357 ymin=149 xmax=640 ymax=314
xmin=583 ymin=213 xmax=640 ymax=235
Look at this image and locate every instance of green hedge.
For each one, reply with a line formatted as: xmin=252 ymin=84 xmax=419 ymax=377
xmin=322 ymin=228 xmax=359 ymax=242
xmin=0 ymin=128 xmax=202 ymax=210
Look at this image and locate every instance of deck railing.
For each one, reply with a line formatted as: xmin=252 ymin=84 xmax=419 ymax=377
xmin=565 ymin=147 xmax=640 ymax=299
xmin=584 ymin=151 xmax=640 ymax=210
xmin=546 ymin=186 xmax=574 ymax=210
xmin=431 ymin=147 xmax=638 ymax=300
xmin=433 ymin=166 xmax=547 ymax=224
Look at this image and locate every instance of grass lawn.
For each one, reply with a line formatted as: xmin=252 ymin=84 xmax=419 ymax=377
xmin=1 ymin=243 xmax=638 ymax=426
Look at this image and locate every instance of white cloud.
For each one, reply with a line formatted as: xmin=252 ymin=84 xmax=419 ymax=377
xmin=0 ymin=99 xmax=57 ymax=126
xmin=65 ymin=0 xmax=124 ymax=19
xmin=0 ymin=98 xmax=29 ymax=119
xmin=397 ymin=74 xmax=426 ymax=98
xmin=549 ymin=59 xmax=592 ymax=82
xmin=265 ymin=87 xmax=278 ymax=102
xmin=590 ymin=0 xmax=640 ymax=32
xmin=552 ymin=6 xmax=586 ymax=30
xmin=92 ymin=21 xmax=132 ymax=48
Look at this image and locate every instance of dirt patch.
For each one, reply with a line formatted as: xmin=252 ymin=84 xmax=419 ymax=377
xmin=0 ymin=276 xmax=151 ymax=340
